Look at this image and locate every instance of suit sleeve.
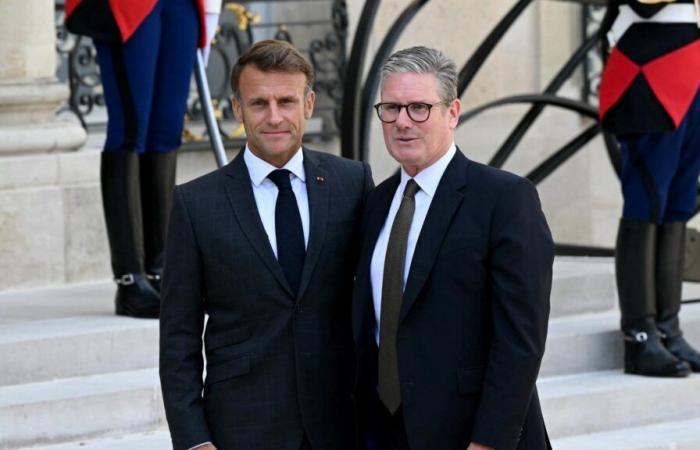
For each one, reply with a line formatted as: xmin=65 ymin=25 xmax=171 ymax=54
xmin=470 ymin=178 xmax=554 ymax=450
xmin=159 ymin=186 xmax=212 ymax=450
xmin=361 ymin=161 xmax=375 ymax=201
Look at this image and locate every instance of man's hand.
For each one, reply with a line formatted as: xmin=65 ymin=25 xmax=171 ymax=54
xmin=192 ymin=444 xmax=217 ymax=450
xmin=467 ymin=443 xmax=494 ymax=450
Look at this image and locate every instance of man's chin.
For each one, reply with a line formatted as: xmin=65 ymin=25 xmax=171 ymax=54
xmin=389 ymin=148 xmax=422 ymax=164
xmin=258 ymin=139 xmax=295 ymax=153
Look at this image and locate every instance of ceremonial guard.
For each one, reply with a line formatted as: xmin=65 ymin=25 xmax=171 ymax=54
xmin=65 ymin=0 xmax=220 ymax=318
xmin=599 ymin=0 xmax=700 ymax=376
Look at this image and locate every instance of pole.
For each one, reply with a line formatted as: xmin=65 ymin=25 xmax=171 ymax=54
xmin=194 ymin=49 xmax=228 ymax=168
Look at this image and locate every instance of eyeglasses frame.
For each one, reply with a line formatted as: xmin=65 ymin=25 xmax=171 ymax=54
xmin=373 ymin=101 xmax=449 ymax=123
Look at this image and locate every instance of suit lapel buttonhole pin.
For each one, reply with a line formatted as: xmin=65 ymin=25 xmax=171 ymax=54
xmin=316 ymin=176 xmax=325 ymax=182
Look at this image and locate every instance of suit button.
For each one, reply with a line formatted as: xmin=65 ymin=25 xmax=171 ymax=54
xmin=295 ymin=305 xmax=303 ymax=314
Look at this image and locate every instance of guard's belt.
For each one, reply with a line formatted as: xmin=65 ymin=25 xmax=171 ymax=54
xmin=608 ymin=4 xmax=699 ymax=47
xmin=599 ymin=39 xmax=700 ymax=129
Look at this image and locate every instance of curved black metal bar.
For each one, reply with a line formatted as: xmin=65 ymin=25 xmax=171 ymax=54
xmin=489 ymin=32 xmax=600 ymax=168
xmin=556 ymin=243 xmax=614 ymax=257
xmin=458 ymin=93 xmax=599 ymax=125
xmin=457 ymin=0 xmax=533 ymax=97
xmin=340 ymin=0 xmax=381 ymax=160
xmin=526 ymin=124 xmax=601 ymax=185
xmin=358 ymin=0 xmax=430 ymax=161
xmin=603 ymin=131 xmax=622 ymax=177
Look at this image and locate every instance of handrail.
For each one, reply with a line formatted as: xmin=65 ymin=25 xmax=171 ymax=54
xmin=340 ymin=0 xmax=381 ymax=160
xmin=457 ymin=0 xmax=533 ymax=97
xmin=488 ymin=33 xmax=600 ymax=168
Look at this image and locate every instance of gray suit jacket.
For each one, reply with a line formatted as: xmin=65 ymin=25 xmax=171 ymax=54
xmin=160 ymin=148 xmax=372 ymax=450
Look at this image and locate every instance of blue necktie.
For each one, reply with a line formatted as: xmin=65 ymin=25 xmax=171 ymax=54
xmin=268 ymin=169 xmax=305 ymax=294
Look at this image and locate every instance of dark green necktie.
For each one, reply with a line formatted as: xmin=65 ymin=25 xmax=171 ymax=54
xmin=378 ymin=179 xmax=420 ymax=414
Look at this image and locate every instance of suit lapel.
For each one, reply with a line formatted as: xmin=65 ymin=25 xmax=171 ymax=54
xmin=297 ymin=149 xmax=329 ymax=301
xmin=400 ymin=151 xmax=469 ymax=322
xmin=223 ymin=152 xmax=294 ymax=298
xmin=358 ymin=172 xmax=400 ymax=284
xmin=352 ymin=173 xmax=400 ymax=346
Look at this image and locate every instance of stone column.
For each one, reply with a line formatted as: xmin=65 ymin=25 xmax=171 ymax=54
xmin=0 ymin=0 xmax=86 ymax=154
xmin=0 ymin=0 xmax=92 ymax=291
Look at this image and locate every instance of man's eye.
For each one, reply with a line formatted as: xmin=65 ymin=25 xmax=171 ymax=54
xmin=384 ymin=104 xmax=401 ymax=113
xmin=409 ymin=103 xmax=429 ymax=113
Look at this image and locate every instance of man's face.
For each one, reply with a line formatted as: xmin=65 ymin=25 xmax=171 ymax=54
xmin=232 ymin=66 xmax=315 ymax=167
xmin=380 ymin=72 xmax=460 ymax=176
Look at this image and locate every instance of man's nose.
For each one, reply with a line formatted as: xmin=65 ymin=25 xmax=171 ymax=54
xmin=394 ymin=106 xmax=413 ymax=128
xmin=267 ymin=103 xmax=283 ymax=125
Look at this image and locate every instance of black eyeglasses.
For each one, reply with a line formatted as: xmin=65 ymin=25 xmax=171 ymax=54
xmin=374 ymin=102 xmax=444 ymax=123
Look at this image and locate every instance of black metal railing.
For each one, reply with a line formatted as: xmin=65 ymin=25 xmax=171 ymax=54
xmin=339 ymin=0 xmax=621 ymax=257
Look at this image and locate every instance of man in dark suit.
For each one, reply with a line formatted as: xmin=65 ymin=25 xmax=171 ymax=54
xmin=160 ymin=40 xmax=372 ymax=450
xmin=352 ymin=46 xmax=554 ymax=450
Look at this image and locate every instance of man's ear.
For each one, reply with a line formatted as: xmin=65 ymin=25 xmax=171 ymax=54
xmin=232 ymin=96 xmax=243 ymax=122
xmin=304 ymin=90 xmax=316 ymax=119
xmin=448 ymin=98 xmax=462 ymax=129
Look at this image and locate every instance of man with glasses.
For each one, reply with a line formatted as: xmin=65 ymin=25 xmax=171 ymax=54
xmin=352 ymin=46 xmax=554 ymax=450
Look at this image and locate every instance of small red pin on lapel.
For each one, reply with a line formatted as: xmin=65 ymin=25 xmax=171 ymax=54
xmin=316 ymin=176 xmax=325 ymax=182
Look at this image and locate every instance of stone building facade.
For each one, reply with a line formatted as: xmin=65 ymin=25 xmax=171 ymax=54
xmin=0 ymin=0 xmax=625 ymax=290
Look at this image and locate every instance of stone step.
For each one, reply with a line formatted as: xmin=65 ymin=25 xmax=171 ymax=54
xmin=0 ymin=368 xmax=164 ymax=450
xmin=0 ymin=281 xmax=158 ymax=387
xmin=14 ymin=374 xmax=700 ymax=450
xmin=550 ymin=257 xmax=700 ymax=318
xmin=539 ymin=370 xmax=700 ymax=439
xmin=15 ymin=430 xmax=171 ymax=450
xmin=26 ymin=417 xmax=700 ymax=450
xmin=550 ymin=257 xmax=616 ymax=317
xmin=17 ymin=429 xmax=173 ymax=450
xmin=1 ymin=275 xmax=699 ymax=385
xmin=540 ymin=302 xmax=700 ymax=376
xmin=552 ymin=417 xmax=700 ymax=450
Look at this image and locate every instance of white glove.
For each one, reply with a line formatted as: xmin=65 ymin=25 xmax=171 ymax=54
xmin=202 ymin=12 xmax=220 ymax=66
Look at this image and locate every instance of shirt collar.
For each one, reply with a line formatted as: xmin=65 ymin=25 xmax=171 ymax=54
xmin=243 ymin=145 xmax=306 ymax=186
xmin=399 ymin=143 xmax=456 ymax=198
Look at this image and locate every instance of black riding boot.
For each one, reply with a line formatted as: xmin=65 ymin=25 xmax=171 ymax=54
xmin=656 ymin=222 xmax=700 ymax=372
xmin=101 ymin=151 xmax=160 ymax=318
xmin=139 ymin=151 xmax=177 ymax=293
xmin=616 ymin=219 xmax=690 ymax=377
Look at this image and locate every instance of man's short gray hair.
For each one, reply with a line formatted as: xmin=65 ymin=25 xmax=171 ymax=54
xmin=380 ymin=46 xmax=458 ymax=104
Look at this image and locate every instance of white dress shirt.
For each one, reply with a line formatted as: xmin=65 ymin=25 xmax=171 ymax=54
xmin=243 ymin=146 xmax=310 ymax=256
xmin=369 ymin=144 xmax=457 ymax=343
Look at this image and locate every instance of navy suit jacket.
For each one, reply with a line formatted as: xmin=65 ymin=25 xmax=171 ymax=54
xmin=160 ymin=148 xmax=372 ymax=450
xmin=352 ymin=149 xmax=554 ymax=450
